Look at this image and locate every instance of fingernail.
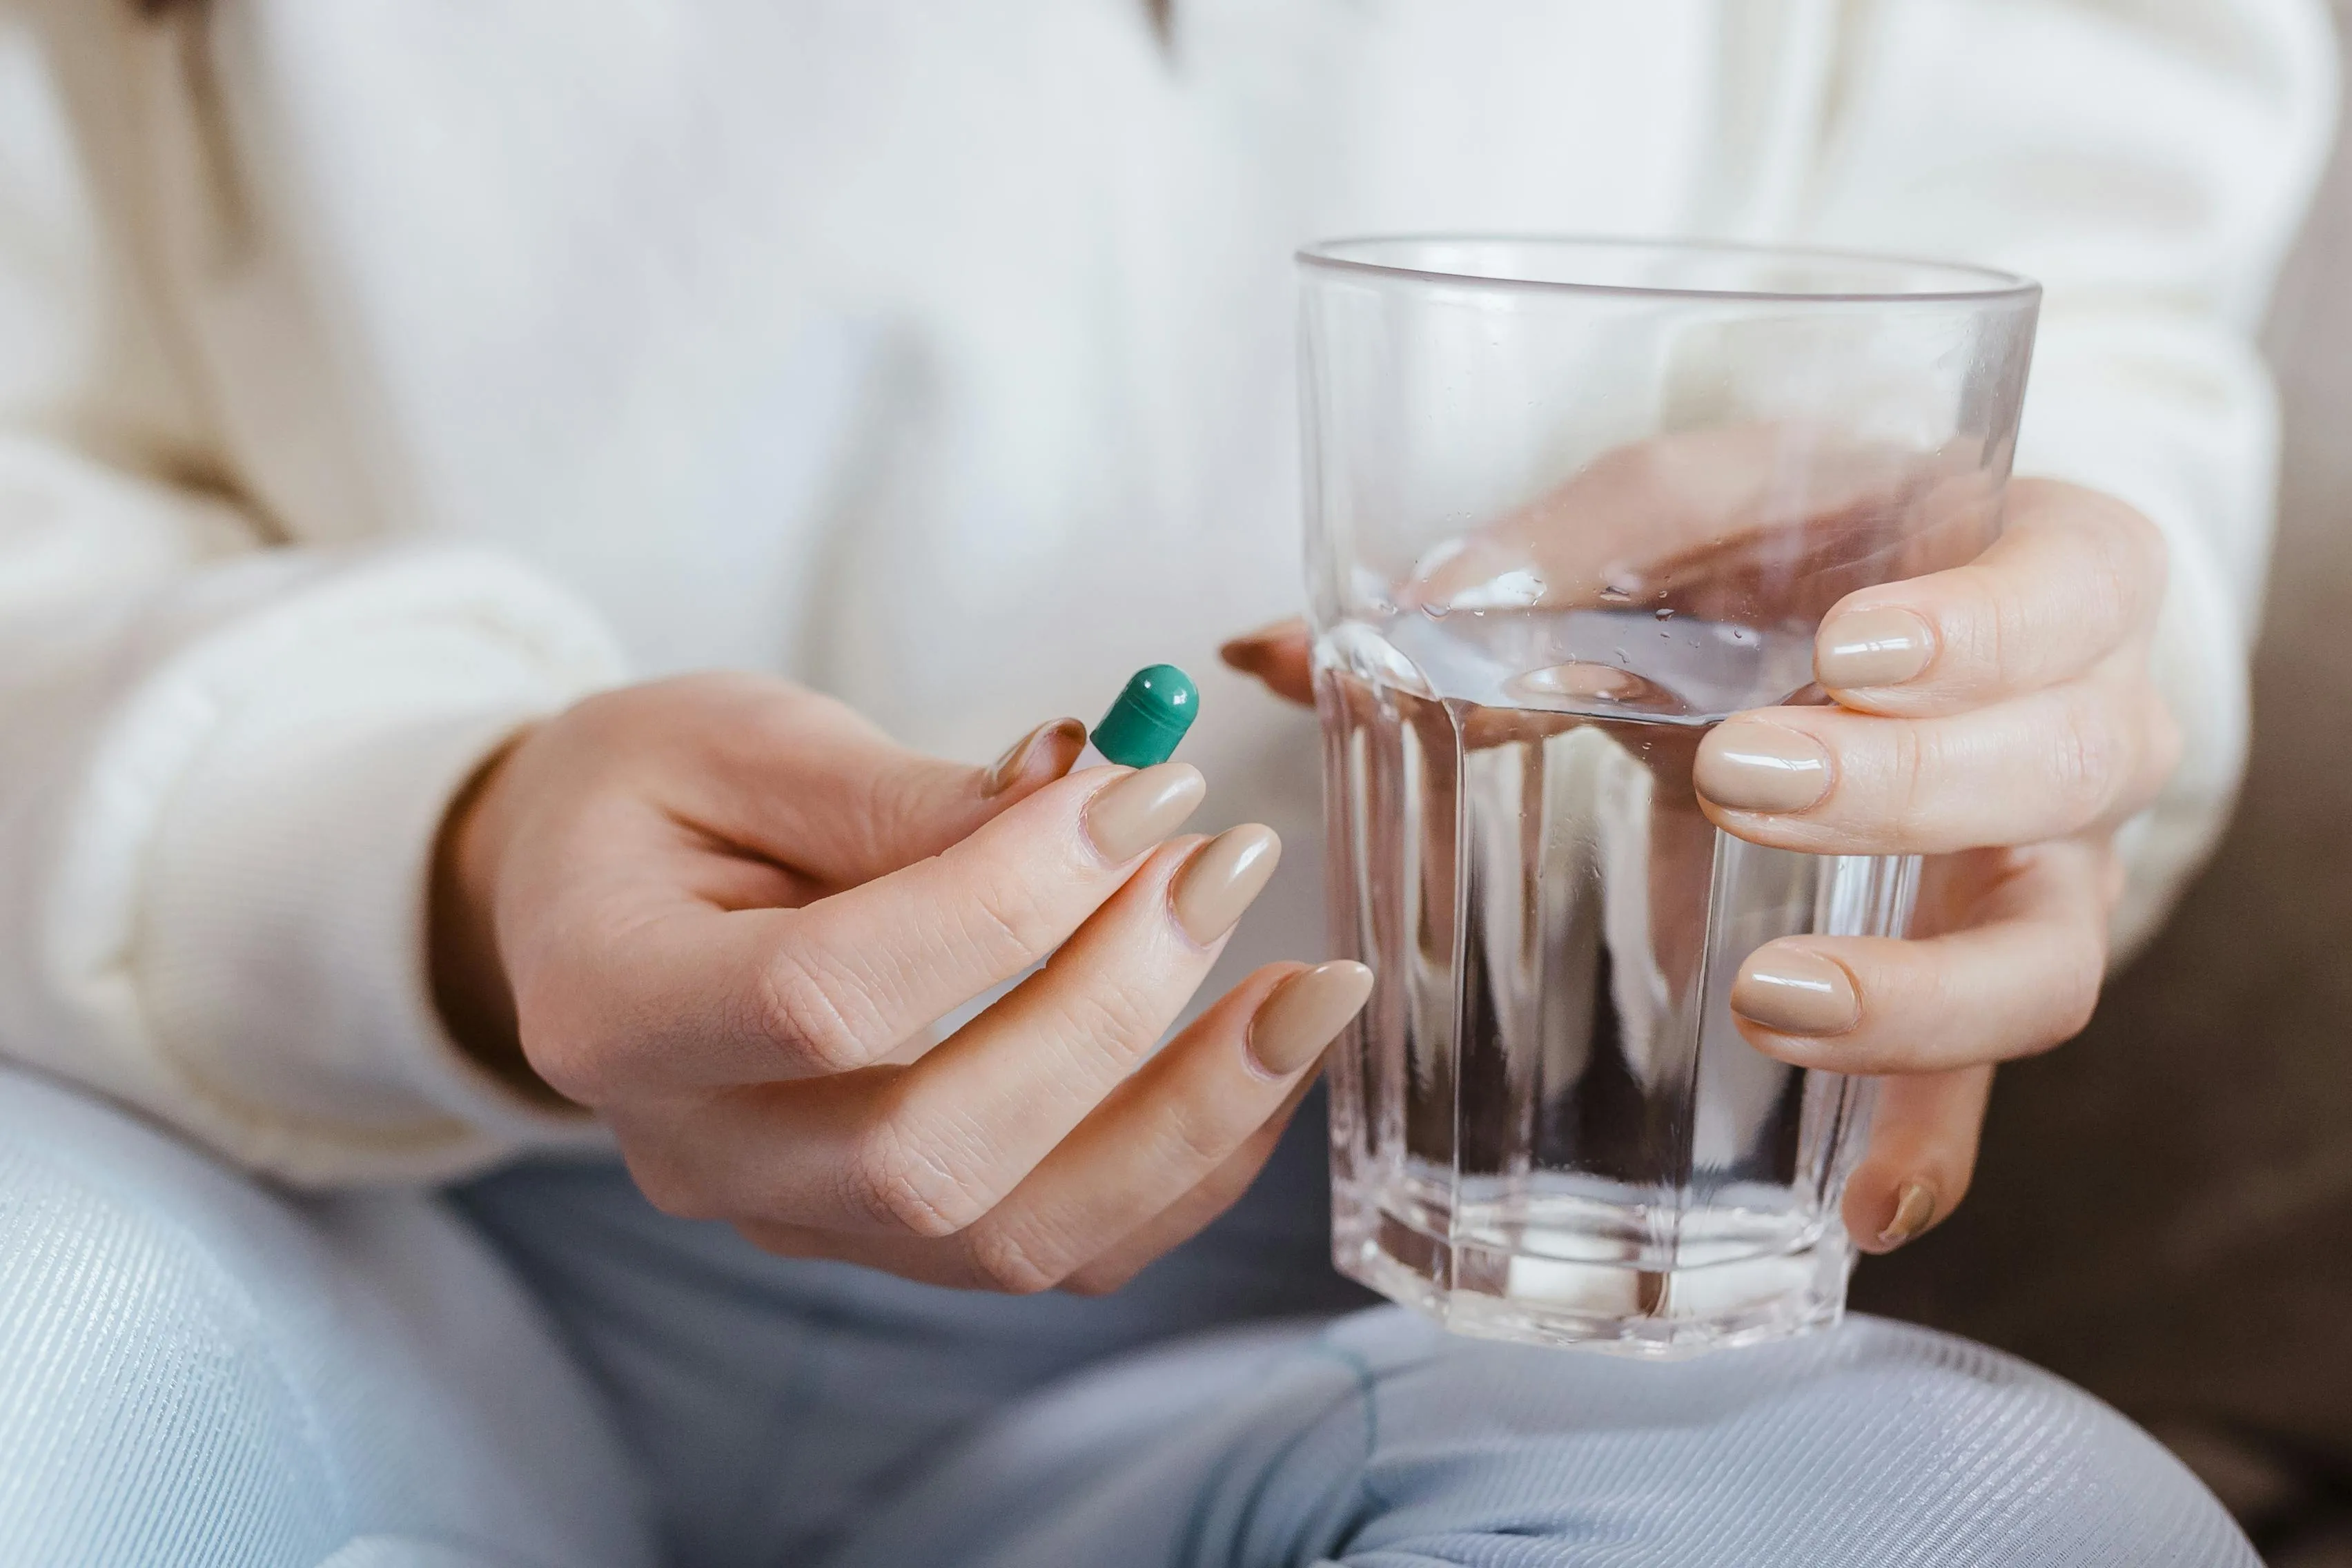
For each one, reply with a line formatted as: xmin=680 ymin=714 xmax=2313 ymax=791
xmin=1877 ymin=1181 xmax=1939 ymax=1248
xmin=1695 ymin=720 xmax=1832 ymax=812
xmin=1729 ymin=947 xmax=1859 ymax=1035
xmin=1816 ymin=607 xmax=1935 ymax=689
xmin=1084 ymin=763 xmax=1206 ymax=862
xmin=1248 ymin=960 xmax=1374 ymax=1075
xmin=982 ymin=718 xmax=1088 ymax=797
xmin=1171 ymin=824 xmax=1282 ymax=943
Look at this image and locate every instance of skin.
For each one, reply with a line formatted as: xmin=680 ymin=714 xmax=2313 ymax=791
xmin=1222 ymin=476 xmax=2178 ymax=1254
xmin=431 ymin=677 xmax=1336 ymax=1295
xmin=432 ymin=474 xmax=2173 ymax=1286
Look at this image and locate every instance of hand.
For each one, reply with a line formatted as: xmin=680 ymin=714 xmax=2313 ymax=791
xmin=1402 ymin=423 xmax=1998 ymax=625
xmin=1224 ymin=477 xmax=2176 ymax=1254
xmin=429 ymin=674 xmax=1373 ymax=1293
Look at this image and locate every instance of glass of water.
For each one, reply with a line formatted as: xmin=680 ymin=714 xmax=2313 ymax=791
xmin=1302 ymin=237 xmax=2039 ymax=1355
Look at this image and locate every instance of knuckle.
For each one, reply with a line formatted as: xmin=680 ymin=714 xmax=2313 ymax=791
xmin=854 ymin=765 xmax=943 ymax=865
xmin=515 ymin=1022 xmax=609 ymax=1105
xmin=2054 ymin=928 xmax=2109 ymax=1039
xmin=620 ymin=1146 xmax=718 ymax=1222
xmin=2083 ymin=532 xmax=2142 ymax=641
xmin=2046 ymin=693 xmax=2125 ymax=824
xmin=756 ymin=948 xmax=879 ymax=1076
xmin=842 ymin=1110 xmax=987 ymax=1238
xmin=1878 ymin=722 xmax=1935 ymax=836
xmin=1048 ymin=971 xmax=1163 ymax=1055
xmin=742 ymin=682 xmax=861 ymax=754
xmin=2101 ymin=500 xmax=2170 ymax=616
xmin=2009 ymin=908 xmax=2106 ymax=1055
xmin=1950 ymin=566 xmax=2011 ymax=685
xmin=963 ymin=1223 xmax=1065 ymax=1295
xmin=948 ymin=857 xmax=1061 ymax=968
xmin=1159 ymin=1097 xmax=1237 ymax=1174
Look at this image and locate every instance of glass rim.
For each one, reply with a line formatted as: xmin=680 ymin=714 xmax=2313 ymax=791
xmin=1297 ymin=233 xmax=2040 ymax=305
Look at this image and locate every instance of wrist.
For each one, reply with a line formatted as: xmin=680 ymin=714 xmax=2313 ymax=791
xmin=429 ymin=730 xmax=567 ymax=1106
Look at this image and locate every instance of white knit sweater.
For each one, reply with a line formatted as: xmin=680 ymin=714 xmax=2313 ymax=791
xmin=0 ymin=0 xmax=2333 ymax=1184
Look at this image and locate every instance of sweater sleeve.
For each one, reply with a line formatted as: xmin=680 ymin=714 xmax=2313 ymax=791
xmin=0 ymin=9 xmax=626 ymax=1185
xmin=1776 ymin=0 xmax=2338 ymax=956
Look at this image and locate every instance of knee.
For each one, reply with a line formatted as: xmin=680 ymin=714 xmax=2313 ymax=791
xmin=1214 ymin=1311 xmax=2257 ymax=1567
xmin=0 ymin=1070 xmax=344 ymax=1567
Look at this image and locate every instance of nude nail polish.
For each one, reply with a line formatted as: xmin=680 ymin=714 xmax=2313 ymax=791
xmin=1248 ymin=961 xmax=1374 ymax=1075
xmin=1083 ymin=765 xmax=1206 ymax=862
xmin=1877 ymin=1181 xmax=1939 ymax=1248
xmin=1170 ymin=825 xmax=1281 ymax=943
xmin=1694 ymin=720 xmax=1832 ymax=812
xmin=1730 ymin=947 xmax=1859 ymax=1035
xmin=1816 ymin=607 xmax=1935 ymax=689
xmin=981 ymin=718 xmax=1088 ymax=797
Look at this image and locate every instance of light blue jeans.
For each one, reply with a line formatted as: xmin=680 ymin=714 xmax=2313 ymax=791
xmin=0 ymin=1064 xmax=2257 ymax=1567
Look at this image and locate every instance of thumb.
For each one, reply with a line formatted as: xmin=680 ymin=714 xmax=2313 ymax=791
xmin=689 ymin=684 xmax=1089 ymax=889
xmin=806 ymin=714 xmax=1091 ymax=887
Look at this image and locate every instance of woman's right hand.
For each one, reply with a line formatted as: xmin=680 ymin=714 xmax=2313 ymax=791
xmin=428 ymin=674 xmax=1371 ymax=1294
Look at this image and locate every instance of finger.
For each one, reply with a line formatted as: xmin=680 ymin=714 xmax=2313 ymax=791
xmin=1814 ymin=478 xmax=2166 ymax=717
xmin=1059 ymin=1065 xmax=1320 ymax=1296
xmin=734 ymin=1092 xmax=1306 ymax=1294
xmin=1694 ymin=666 xmax=2179 ymax=854
xmin=1843 ymin=1065 xmax=1992 ymax=1254
xmin=526 ymin=763 xmax=1206 ymax=1097
xmin=1221 ymin=620 xmax=1316 ymax=707
xmin=666 ymin=677 xmax=1092 ymax=886
xmin=621 ymin=826 xmax=1284 ymax=1233
xmin=1724 ymin=841 xmax=2108 ymax=1075
xmin=966 ymin=959 xmax=1367 ymax=1294
xmin=741 ymin=960 xmax=1367 ymax=1292
xmin=669 ymin=714 xmax=1092 ymax=913
xmin=1407 ymin=427 xmax=1939 ymax=614
xmin=832 ymin=826 xmax=1287 ymax=1239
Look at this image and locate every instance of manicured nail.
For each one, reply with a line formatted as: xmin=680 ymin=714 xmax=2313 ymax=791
xmin=1729 ymin=947 xmax=1859 ymax=1035
xmin=1816 ymin=607 xmax=1935 ymax=689
xmin=1877 ymin=1181 xmax=1939 ymax=1248
xmin=1084 ymin=764 xmax=1206 ymax=862
xmin=1171 ymin=824 xmax=1282 ymax=943
xmin=981 ymin=718 xmax=1088 ymax=797
xmin=1248 ymin=961 xmax=1374 ymax=1075
xmin=1695 ymin=720 xmax=1832 ymax=812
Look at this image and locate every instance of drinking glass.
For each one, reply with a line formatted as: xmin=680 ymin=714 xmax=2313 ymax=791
xmin=1302 ymin=236 xmax=2039 ymax=1355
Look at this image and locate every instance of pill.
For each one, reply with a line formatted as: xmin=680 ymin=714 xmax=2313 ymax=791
xmin=1086 ymin=664 xmax=1199 ymax=767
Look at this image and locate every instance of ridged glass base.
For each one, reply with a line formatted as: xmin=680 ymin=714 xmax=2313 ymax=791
xmin=1332 ymin=1179 xmax=1856 ymax=1358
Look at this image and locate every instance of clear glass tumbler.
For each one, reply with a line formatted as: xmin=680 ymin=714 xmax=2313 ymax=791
xmin=1303 ymin=237 xmax=2039 ymax=1355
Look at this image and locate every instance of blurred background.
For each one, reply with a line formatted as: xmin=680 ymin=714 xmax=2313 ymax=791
xmin=1851 ymin=3 xmax=2352 ymax=1562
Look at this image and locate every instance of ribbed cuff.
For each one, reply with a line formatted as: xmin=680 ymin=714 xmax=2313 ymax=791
xmin=103 ymin=549 xmax=626 ymax=1185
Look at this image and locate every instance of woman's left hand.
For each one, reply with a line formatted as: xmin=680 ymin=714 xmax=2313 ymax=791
xmin=1221 ymin=476 xmax=2178 ymax=1254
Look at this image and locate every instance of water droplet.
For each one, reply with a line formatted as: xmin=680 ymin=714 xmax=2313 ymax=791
xmin=1597 ymin=585 xmax=1632 ymax=605
xmin=1612 ymin=646 xmax=1629 ymax=665
xmin=1419 ymin=601 xmax=1447 ymax=620
xmin=1654 ymin=607 xmax=1674 ymax=620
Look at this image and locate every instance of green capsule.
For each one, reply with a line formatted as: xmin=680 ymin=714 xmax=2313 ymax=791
xmin=1089 ymin=664 xmax=1199 ymax=767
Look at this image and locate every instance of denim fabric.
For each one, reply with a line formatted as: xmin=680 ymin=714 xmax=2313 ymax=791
xmin=0 ymin=1066 xmax=2255 ymax=1567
